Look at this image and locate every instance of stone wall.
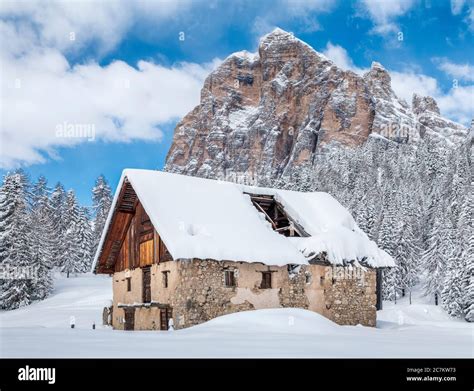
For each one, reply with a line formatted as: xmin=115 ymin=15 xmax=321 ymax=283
xmin=111 ymin=259 xmax=377 ymax=330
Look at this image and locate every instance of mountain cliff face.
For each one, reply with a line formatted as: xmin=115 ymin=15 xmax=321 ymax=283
xmin=165 ymin=28 xmax=469 ymax=180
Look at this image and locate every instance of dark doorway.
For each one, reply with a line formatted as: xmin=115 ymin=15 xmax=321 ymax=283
xmin=376 ymin=269 xmax=383 ymax=310
xmin=160 ymin=308 xmax=173 ymax=330
xmin=142 ymin=267 xmax=151 ymax=303
xmin=124 ymin=307 xmax=135 ymax=331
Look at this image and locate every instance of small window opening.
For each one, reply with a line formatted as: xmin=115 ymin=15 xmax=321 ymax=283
xmin=162 ymin=271 xmax=170 ymax=288
xmin=126 ymin=277 xmax=131 ymax=292
xmin=224 ymin=270 xmax=236 ymax=287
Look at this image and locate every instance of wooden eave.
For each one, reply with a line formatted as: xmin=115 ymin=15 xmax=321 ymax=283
xmin=94 ymin=179 xmax=139 ymax=274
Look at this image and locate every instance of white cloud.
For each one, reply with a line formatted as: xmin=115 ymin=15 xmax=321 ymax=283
xmin=437 ymin=85 xmax=474 ymax=125
xmin=359 ymin=0 xmax=416 ymax=35
xmin=0 ymin=0 xmax=223 ymax=168
xmin=321 ymin=42 xmax=366 ymax=74
xmin=0 ymin=37 xmax=221 ymax=168
xmin=436 ymin=58 xmax=474 ymax=82
xmin=252 ymin=0 xmax=337 ymax=36
xmin=281 ymin=0 xmax=337 ymax=14
xmin=382 ymin=70 xmax=472 ymax=125
xmin=321 ymin=42 xmax=473 ymax=125
xmin=451 ymin=0 xmax=467 ymax=14
xmin=390 ymin=71 xmax=439 ymax=103
xmin=0 ymin=0 xmax=192 ymax=56
xmin=450 ymin=0 xmax=474 ymax=30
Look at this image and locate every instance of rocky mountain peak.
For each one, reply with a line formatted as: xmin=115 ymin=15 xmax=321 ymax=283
xmin=259 ymin=27 xmax=296 ymax=45
xmin=363 ymin=61 xmax=393 ymax=100
xmin=165 ymin=29 xmax=469 ymax=181
xmin=412 ymin=93 xmax=440 ymax=115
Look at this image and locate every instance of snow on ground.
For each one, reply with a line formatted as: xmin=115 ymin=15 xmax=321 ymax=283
xmin=0 ymin=274 xmax=472 ymax=358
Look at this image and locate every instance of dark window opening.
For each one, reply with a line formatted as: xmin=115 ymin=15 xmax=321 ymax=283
xmin=126 ymin=277 xmax=131 ymax=292
xmin=142 ymin=267 xmax=151 ymax=303
xmin=162 ymin=271 xmax=169 ymax=288
xmin=224 ymin=270 xmax=236 ymax=287
xmin=245 ymin=193 xmax=307 ymax=237
xmin=260 ymin=271 xmax=272 ymax=289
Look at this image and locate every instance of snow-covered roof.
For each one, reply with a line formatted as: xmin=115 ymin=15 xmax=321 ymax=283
xmin=92 ymin=169 xmax=394 ymax=271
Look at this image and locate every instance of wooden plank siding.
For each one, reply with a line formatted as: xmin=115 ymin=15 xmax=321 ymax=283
xmin=96 ymin=179 xmax=174 ymax=274
xmin=139 ymin=240 xmax=154 ymax=267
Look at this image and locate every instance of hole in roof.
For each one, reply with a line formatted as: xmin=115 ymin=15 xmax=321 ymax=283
xmin=245 ymin=193 xmax=305 ymax=237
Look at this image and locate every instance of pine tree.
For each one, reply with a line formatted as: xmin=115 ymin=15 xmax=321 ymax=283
xmin=378 ymin=185 xmax=401 ymax=301
xmin=61 ymin=190 xmax=82 ymax=277
xmin=29 ymin=176 xmax=54 ymax=300
xmin=395 ymin=221 xmax=421 ymax=303
xmin=50 ymin=183 xmax=67 ymax=268
xmin=0 ymin=171 xmax=34 ymax=309
xmin=462 ymin=240 xmax=474 ymax=321
xmin=76 ymin=207 xmax=93 ymax=273
xmin=355 ymin=191 xmax=378 ymax=241
xmin=441 ymin=250 xmax=465 ymax=318
xmin=91 ymin=175 xmax=112 ymax=257
xmin=421 ymin=200 xmax=446 ymax=305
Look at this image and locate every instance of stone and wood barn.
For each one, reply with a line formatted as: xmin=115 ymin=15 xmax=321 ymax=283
xmin=92 ymin=169 xmax=394 ymax=331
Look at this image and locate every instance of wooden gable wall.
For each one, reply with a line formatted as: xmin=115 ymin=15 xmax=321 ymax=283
xmin=95 ymin=179 xmax=173 ymax=274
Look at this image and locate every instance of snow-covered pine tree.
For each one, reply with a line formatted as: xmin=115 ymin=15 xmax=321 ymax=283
xmin=458 ymin=171 xmax=473 ymax=321
xmin=354 ymin=190 xmax=378 ymax=241
xmin=50 ymin=183 xmax=67 ymax=268
xmin=76 ymin=207 xmax=93 ymax=273
xmin=438 ymin=199 xmax=465 ymax=317
xmin=0 ymin=171 xmax=34 ymax=309
xmin=29 ymin=176 xmax=54 ymax=300
xmin=91 ymin=175 xmax=112 ymax=257
xmin=61 ymin=190 xmax=82 ymax=277
xmin=441 ymin=249 xmax=465 ymax=318
xmin=449 ymin=145 xmax=470 ymax=227
xmin=378 ymin=184 xmax=401 ymax=301
xmin=395 ymin=221 xmax=421 ymax=304
xmin=421 ymin=197 xmax=446 ymax=305
xmin=462 ymin=240 xmax=474 ymax=322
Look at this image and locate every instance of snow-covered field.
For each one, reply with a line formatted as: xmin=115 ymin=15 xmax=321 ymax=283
xmin=0 ymin=274 xmax=472 ymax=358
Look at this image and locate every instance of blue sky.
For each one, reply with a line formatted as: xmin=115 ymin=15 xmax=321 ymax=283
xmin=1 ymin=0 xmax=473 ymax=205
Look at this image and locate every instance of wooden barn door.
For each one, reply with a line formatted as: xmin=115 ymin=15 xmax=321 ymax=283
xmin=142 ymin=267 xmax=151 ymax=303
xmin=124 ymin=308 xmax=135 ymax=331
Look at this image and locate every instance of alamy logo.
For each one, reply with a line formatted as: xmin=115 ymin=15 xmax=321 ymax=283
xmin=18 ymin=365 xmax=56 ymax=384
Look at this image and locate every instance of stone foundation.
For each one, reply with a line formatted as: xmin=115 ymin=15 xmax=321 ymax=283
xmin=111 ymin=259 xmax=377 ymax=330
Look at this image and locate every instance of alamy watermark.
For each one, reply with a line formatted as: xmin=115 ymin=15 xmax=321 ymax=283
xmin=55 ymin=121 xmax=95 ymax=141
xmin=0 ymin=264 xmax=39 ymax=280
xmin=325 ymin=266 xmax=366 ymax=284
xmin=378 ymin=121 xmax=423 ymax=142
xmin=18 ymin=365 xmax=55 ymax=385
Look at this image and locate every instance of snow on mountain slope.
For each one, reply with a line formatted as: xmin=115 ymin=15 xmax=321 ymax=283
xmin=165 ymin=28 xmax=470 ymax=181
xmin=0 ymin=274 xmax=471 ymax=358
